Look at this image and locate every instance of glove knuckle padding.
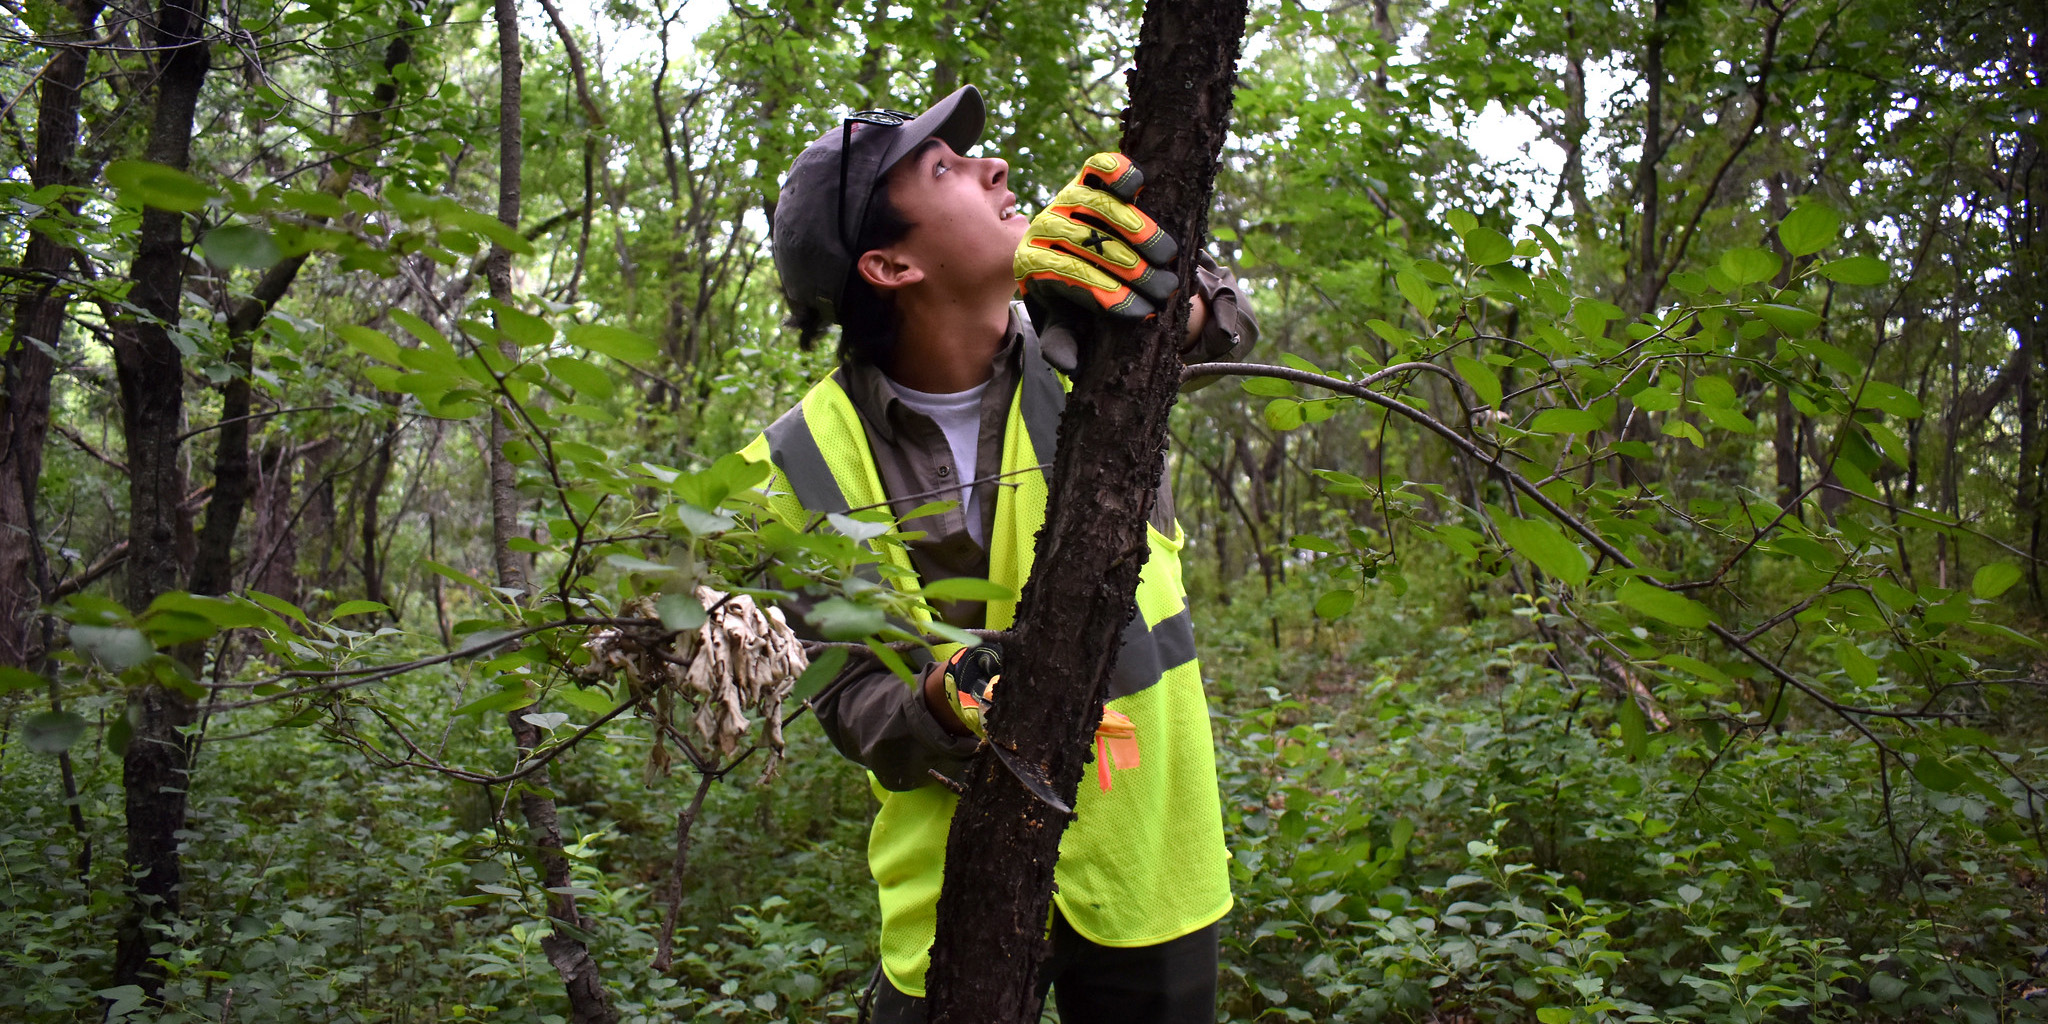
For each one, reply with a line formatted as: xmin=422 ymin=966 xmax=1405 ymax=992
xmin=1052 ymin=184 xmax=1146 ymax=236
xmin=1079 ymin=151 xmax=1144 ymax=201
xmin=1016 ymin=247 xmax=1119 ymax=291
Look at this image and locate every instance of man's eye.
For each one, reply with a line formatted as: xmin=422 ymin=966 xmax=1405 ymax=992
xmin=934 ymin=162 xmax=950 ymax=176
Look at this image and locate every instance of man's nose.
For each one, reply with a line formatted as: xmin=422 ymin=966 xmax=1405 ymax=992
xmin=982 ymin=157 xmax=1009 ymax=187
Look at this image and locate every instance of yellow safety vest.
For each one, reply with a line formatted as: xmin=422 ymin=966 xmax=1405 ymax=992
xmin=739 ymin=336 xmax=1231 ymax=996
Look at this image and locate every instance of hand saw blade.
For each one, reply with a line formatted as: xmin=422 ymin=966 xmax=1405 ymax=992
xmin=986 ymin=741 xmax=1072 ymax=816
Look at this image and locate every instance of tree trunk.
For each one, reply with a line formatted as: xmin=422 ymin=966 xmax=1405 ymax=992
xmin=485 ymin=0 xmax=615 ymax=1018
xmin=922 ymin=1 xmax=1249 ymax=1019
xmin=2 ymin=0 xmax=106 ymax=668
xmin=189 ymin=29 xmax=413 ymax=600
xmin=1631 ymin=0 xmax=1669 ymax=316
xmin=108 ymin=0 xmax=211 ymax=995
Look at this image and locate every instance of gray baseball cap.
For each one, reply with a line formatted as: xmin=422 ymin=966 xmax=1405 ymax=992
xmin=771 ymin=85 xmax=986 ymax=327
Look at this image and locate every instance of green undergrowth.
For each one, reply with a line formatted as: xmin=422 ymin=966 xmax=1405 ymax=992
xmin=3 ymin=571 xmax=2044 ymax=1022
xmin=1205 ymin=578 xmax=2048 ymax=1023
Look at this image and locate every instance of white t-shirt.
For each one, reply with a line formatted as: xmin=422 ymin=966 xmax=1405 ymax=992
xmin=887 ymin=378 xmax=989 ymax=546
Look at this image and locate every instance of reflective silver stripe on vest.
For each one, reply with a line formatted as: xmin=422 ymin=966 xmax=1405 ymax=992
xmin=764 ymin=401 xmax=848 ymax=514
xmin=1107 ymin=605 xmax=1197 ymax=701
xmin=1017 ymin=335 xmax=1190 ymax=700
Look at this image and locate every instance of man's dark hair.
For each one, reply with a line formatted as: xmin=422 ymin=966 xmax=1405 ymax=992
xmin=786 ymin=174 xmax=916 ymax=368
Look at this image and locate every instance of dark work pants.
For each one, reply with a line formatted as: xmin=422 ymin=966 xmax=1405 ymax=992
xmin=869 ymin=913 xmax=1221 ymax=1024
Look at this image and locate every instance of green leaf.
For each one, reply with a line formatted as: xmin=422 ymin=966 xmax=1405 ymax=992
xmin=1462 ymin=227 xmax=1512 ymax=266
xmin=1662 ymin=419 xmax=1705 ymax=447
xmin=1867 ymin=974 xmax=1907 ymax=1002
xmin=95 ymin=987 xmax=148 ymax=1019
xmin=791 ymin=647 xmax=849 ymax=702
xmin=808 ymin=598 xmax=884 ymax=641
xmin=1537 ymin=1008 xmax=1574 ymax=1024
xmin=568 ymin=324 xmax=660 ymax=364
xmin=606 ymin=554 xmax=674 ymax=574
xmin=147 ymin=592 xmax=270 ymax=629
xmin=1801 ymin=340 xmax=1864 ymax=379
xmin=200 ymin=225 xmax=282 ymax=269
xmin=1572 ymin=298 xmax=1624 ymax=339
xmin=247 ymin=589 xmax=316 ymax=626
xmin=1495 ymin=515 xmax=1590 ymax=587
xmin=1694 ymin=375 xmax=1737 ymax=407
xmin=1313 ymin=589 xmax=1357 ymax=619
xmin=1240 ymin=375 xmax=1296 ymax=398
xmin=1911 ymin=756 xmax=1965 ymax=793
xmin=1720 ymin=247 xmax=1782 ymax=286
xmin=1615 ymin=581 xmax=1710 ymax=628
xmin=1747 ymin=303 xmax=1821 ymax=335
xmin=544 ymin=357 xmax=615 ymax=400
xmin=920 ymin=577 xmax=1016 ymax=603
xmin=826 ymin=512 xmax=891 ymax=542
xmin=1700 ymin=403 xmax=1757 ymax=434
xmin=336 ymin=325 xmax=404 ymax=366
xmin=1837 ymin=642 xmax=1878 ymax=687
xmin=1816 ymin=255 xmax=1888 ymax=285
xmin=24 ymin=710 xmax=86 ymax=754
xmin=1973 ymin=562 xmax=2023 ymax=600
xmin=444 ymin=209 xmax=536 ymax=256
xmin=1858 ymin=381 xmax=1924 ymax=419
xmin=1777 ymin=203 xmax=1840 ymax=256
xmin=390 ymin=309 xmax=452 ymax=352
xmin=1264 ymin=399 xmax=1304 ymax=431
xmin=0 ymin=667 xmax=45 ymax=694
xmin=1660 ymin=655 xmax=1729 ymax=688
xmin=557 ymin=686 xmax=617 ymax=716
xmin=1395 ymin=270 xmax=1436 ymax=319
xmin=69 ymin=625 xmax=154 ymax=670
xmin=1452 ymin=355 xmax=1502 ymax=408
xmin=495 ymin=306 xmax=554 ymax=347
xmin=1529 ymin=407 xmax=1605 ymax=434
xmin=454 ymin=687 xmax=536 ymax=718
xmin=105 ymin=159 xmax=213 ymax=211
xmin=656 ymin=592 xmax=706 ymax=631
xmin=329 ymin=600 xmax=390 ymax=618
xmin=1618 ymin=695 xmax=1648 ymax=759
xmin=1629 ymin=384 xmax=1679 ymax=413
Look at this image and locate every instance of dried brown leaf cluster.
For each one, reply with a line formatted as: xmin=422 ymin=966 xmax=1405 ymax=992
xmin=578 ymin=587 xmax=807 ymax=781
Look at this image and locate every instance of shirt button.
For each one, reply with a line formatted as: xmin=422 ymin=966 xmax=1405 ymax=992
xmin=936 ymin=466 xmax=951 ymax=478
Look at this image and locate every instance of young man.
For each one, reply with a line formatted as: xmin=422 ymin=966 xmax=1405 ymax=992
xmin=743 ymin=85 xmax=1258 ymax=1023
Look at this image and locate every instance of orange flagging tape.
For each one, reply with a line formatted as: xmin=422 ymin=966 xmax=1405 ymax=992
xmin=1095 ymin=709 xmax=1140 ymax=792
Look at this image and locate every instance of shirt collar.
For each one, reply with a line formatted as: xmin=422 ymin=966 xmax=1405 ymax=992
xmin=839 ymin=307 xmax=1033 ymax=443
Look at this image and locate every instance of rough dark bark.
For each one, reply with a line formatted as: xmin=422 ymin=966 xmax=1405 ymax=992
xmin=108 ymin=0 xmax=211 ymax=995
xmin=1 ymin=0 xmax=105 ymax=668
xmin=510 ymin=714 xmax=617 ymax=1022
xmin=486 ymin=0 xmax=614 ymax=1017
xmin=359 ymin=424 xmax=396 ymax=610
xmin=922 ymin=1 xmax=1249 ymax=1020
xmin=1631 ymin=0 xmax=1668 ymax=316
xmin=486 ymin=0 xmax=528 ymax=594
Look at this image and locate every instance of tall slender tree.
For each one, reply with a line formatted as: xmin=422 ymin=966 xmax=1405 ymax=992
xmin=485 ymin=0 xmax=618 ymax=1017
xmin=109 ymin=0 xmax=213 ymax=994
xmin=924 ymin=0 xmax=1250 ymax=1018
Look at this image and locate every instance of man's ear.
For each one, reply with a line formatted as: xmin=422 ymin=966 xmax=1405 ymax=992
xmin=856 ymin=247 xmax=924 ymax=292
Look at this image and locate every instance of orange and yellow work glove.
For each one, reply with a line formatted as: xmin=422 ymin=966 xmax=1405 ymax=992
xmin=939 ymin=645 xmax=1004 ymax=739
xmin=940 ymin=644 xmax=1141 ymax=792
xmin=1014 ymin=152 xmax=1181 ymax=320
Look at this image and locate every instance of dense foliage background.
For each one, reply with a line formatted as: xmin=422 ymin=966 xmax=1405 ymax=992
xmin=1 ymin=0 xmax=2045 ymax=1020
